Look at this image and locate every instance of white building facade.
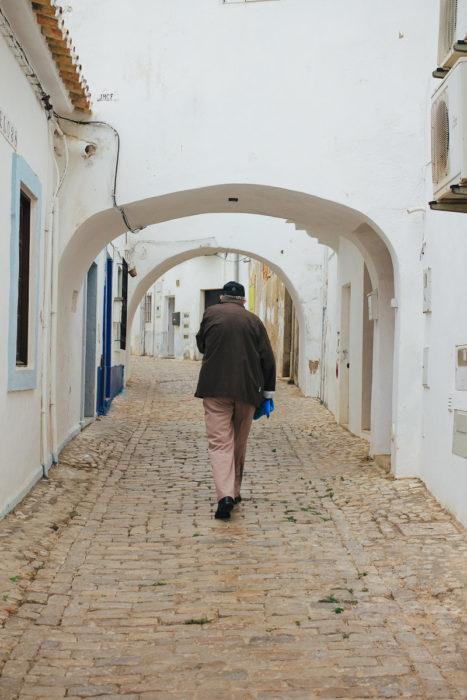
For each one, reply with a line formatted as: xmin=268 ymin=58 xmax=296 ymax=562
xmin=1 ymin=0 xmax=467 ymax=526
xmin=131 ymin=255 xmax=251 ymax=361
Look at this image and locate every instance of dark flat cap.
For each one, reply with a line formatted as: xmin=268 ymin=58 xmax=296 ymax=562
xmin=223 ymin=281 xmax=245 ymax=297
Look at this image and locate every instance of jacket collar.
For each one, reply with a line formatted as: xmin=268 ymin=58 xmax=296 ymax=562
xmin=220 ymin=298 xmax=244 ymax=307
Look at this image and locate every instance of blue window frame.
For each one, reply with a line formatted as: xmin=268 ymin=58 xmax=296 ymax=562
xmin=8 ymin=153 xmax=42 ymax=391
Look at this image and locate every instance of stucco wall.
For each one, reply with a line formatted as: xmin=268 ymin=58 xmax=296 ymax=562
xmin=131 ymin=254 xmax=249 ymax=360
xmin=0 ymin=33 xmax=51 ymax=517
xmin=249 ymin=260 xmax=289 ymax=379
xmin=49 ymin=0 xmax=467 ymax=522
xmin=420 ymin=197 xmax=467 ymax=524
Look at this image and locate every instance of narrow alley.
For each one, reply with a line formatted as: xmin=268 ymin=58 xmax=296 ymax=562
xmin=0 ymin=358 xmax=465 ymax=700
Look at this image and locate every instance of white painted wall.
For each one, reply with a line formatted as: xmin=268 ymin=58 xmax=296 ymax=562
xmin=420 ymin=180 xmax=467 ymax=524
xmin=337 ymin=240 xmax=365 ymax=435
xmin=323 ymin=243 xmax=365 ymax=434
xmin=3 ymin=0 xmax=467 ymax=526
xmin=131 ymin=254 xmax=249 ymax=360
xmin=123 ymin=215 xmax=326 ymax=397
xmin=56 ymin=0 xmax=438 ymax=484
xmin=0 ymin=31 xmax=52 ymax=518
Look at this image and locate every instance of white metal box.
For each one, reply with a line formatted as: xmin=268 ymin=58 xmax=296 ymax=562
xmin=431 ymin=58 xmax=467 ymax=199
xmin=367 ymin=290 xmax=378 ymax=321
xmin=423 ymin=268 xmax=432 ymax=313
xmin=453 ymin=409 xmax=467 ymax=457
xmin=437 ymin=0 xmax=467 ymax=69
xmin=455 ymin=344 xmax=467 ymax=389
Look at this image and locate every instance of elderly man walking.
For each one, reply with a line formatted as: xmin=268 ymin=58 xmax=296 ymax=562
xmin=195 ymin=281 xmax=276 ymax=519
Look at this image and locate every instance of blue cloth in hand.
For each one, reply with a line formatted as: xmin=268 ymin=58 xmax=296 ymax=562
xmin=253 ymin=398 xmax=275 ymax=421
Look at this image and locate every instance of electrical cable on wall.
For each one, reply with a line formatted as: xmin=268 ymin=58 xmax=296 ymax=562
xmin=53 ymin=112 xmax=145 ymax=234
xmin=0 ymin=7 xmax=142 ymax=234
xmin=0 ymin=7 xmax=53 ymax=111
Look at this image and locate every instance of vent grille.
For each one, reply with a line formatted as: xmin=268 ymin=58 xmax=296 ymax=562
xmin=432 ymin=96 xmax=450 ymax=185
xmin=438 ymin=0 xmax=458 ymax=65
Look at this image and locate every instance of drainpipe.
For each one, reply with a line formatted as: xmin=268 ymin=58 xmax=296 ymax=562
xmin=40 ymin=122 xmax=56 ymax=475
xmin=320 ymin=249 xmax=329 ymax=403
xmin=234 ymin=253 xmax=240 ymax=282
xmin=49 ymin=124 xmax=69 ymax=467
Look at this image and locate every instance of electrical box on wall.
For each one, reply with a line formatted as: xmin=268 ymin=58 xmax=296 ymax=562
xmin=455 ymin=344 xmax=467 ymax=390
xmin=453 ymin=409 xmax=467 ymax=458
xmin=367 ymin=290 xmax=378 ymax=321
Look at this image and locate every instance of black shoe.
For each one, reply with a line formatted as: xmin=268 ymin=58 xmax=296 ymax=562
xmin=215 ymin=497 xmax=235 ymax=519
xmin=234 ymin=495 xmax=242 ymax=505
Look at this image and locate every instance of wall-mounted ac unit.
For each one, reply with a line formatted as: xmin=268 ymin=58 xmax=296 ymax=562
xmin=431 ymin=58 xmax=467 ymax=199
xmin=437 ymin=0 xmax=467 ymax=70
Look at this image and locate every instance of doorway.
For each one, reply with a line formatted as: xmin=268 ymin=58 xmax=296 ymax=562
xmin=83 ymin=263 xmax=97 ymax=418
xmin=361 ymin=265 xmax=373 ymax=432
xmin=282 ymin=288 xmax=293 ymax=377
xmin=204 ymin=288 xmax=223 ymax=309
xmin=340 ymin=283 xmax=351 ymax=425
xmin=97 ymin=256 xmax=113 ymax=415
xmin=167 ymin=296 xmax=175 ymax=357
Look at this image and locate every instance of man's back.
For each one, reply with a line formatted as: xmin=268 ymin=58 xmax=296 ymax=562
xmin=195 ymin=299 xmax=276 ymax=407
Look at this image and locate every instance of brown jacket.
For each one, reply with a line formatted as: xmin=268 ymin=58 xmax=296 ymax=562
xmin=195 ymin=299 xmax=276 ymax=407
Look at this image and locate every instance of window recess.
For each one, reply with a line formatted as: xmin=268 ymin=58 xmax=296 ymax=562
xmin=145 ymin=294 xmax=152 ymax=324
xmin=8 ymin=154 xmax=42 ymax=391
xmin=16 ymin=191 xmax=31 ymax=366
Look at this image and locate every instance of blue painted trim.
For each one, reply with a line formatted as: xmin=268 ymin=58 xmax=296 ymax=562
xmin=109 ymin=364 xmax=124 ymax=402
xmin=97 ymin=365 xmax=104 ymax=415
xmin=97 ymin=364 xmax=124 ymax=415
xmin=8 ymin=153 xmax=42 ymax=391
xmin=104 ymin=257 xmax=113 ymax=376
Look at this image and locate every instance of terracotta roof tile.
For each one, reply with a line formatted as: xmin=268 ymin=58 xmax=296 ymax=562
xmin=29 ymin=0 xmax=91 ymax=112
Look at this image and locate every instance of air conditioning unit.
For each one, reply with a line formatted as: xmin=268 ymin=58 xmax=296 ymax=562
xmin=437 ymin=0 xmax=467 ymax=70
xmin=431 ymin=58 xmax=467 ymax=199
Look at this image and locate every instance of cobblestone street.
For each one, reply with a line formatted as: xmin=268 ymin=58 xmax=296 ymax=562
xmin=0 ymin=358 xmax=466 ymax=699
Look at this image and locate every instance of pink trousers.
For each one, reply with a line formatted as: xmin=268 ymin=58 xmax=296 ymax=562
xmin=203 ymin=397 xmax=256 ymax=501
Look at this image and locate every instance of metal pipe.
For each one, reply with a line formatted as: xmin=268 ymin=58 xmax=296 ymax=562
xmin=49 ymin=124 xmax=69 ymax=465
xmin=40 ymin=119 xmax=68 ymax=475
xmin=40 ymin=122 xmax=56 ymax=475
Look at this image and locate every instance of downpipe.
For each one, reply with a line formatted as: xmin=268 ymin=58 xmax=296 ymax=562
xmin=49 ymin=201 xmax=59 ymax=465
xmin=46 ymin=122 xmax=69 ymax=471
xmin=40 ymin=122 xmax=57 ymax=476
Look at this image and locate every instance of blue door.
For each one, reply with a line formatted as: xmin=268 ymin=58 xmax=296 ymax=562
xmin=97 ymin=256 xmax=113 ymax=415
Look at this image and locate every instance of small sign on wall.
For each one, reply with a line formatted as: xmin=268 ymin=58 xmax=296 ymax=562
xmin=0 ymin=109 xmax=18 ymax=149
xmin=96 ymin=90 xmax=119 ymax=102
xmin=453 ymin=409 xmax=467 ymax=458
xmin=455 ymin=345 xmax=467 ymax=390
xmin=367 ymin=290 xmax=378 ymax=321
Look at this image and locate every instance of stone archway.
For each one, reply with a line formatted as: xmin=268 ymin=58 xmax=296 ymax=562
xmin=123 ymin=241 xmax=316 ymax=395
xmin=56 ymin=184 xmax=397 ymax=472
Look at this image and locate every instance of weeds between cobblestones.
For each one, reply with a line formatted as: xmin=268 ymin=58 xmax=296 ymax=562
xmin=0 ymin=357 xmax=466 ymax=699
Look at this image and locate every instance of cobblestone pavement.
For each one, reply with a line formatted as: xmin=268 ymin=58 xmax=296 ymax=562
xmin=0 ymin=357 xmax=466 ymax=699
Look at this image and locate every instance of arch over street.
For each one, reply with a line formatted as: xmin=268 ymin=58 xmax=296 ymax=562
xmin=57 ymin=184 xmax=397 ymax=473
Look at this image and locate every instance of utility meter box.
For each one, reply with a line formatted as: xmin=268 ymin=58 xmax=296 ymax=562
xmin=453 ymin=409 xmax=467 ymax=458
xmin=367 ymin=290 xmax=378 ymax=321
xmin=455 ymin=345 xmax=467 ymax=390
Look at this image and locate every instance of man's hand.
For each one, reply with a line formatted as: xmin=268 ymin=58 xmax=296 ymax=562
xmin=253 ymin=398 xmax=275 ymax=421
